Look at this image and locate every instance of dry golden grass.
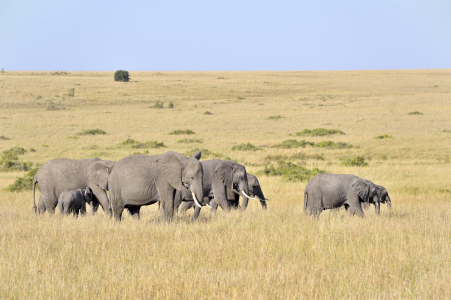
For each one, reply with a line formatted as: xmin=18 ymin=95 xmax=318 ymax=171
xmin=0 ymin=70 xmax=450 ymax=299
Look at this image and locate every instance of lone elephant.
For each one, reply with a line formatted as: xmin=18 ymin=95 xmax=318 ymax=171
xmin=33 ymin=157 xmax=115 ymax=215
xmin=108 ymin=151 xmax=204 ymax=222
xmin=304 ymin=173 xmax=380 ymax=217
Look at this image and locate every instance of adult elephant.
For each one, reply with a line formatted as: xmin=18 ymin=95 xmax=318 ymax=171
xmin=361 ymin=183 xmax=392 ymax=213
xmin=304 ymin=173 xmax=380 ymax=217
xmin=108 ymin=151 xmax=204 ymax=222
xmin=32 ymin=158 xmax=115 ymax=214
xmin=226 ymin=173 xmax=267 ymax=210
xmin=176 ymin=159 xmax=259 ymax=220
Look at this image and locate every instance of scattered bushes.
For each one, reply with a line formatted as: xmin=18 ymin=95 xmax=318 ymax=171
xmin=77 ymin=129 xmax=106 ymax=136
xmin=51 ymin=71 xmax=70 ymax=75
xmin=264 ymin=153 xmax=325 ymax=162
xmin=150 ymin=101 xmax=164 ymax=109
xmin=313 ymin=141 xmax=352 ymax=149
xmin=375 ymin=134 xmax=393 ymax=139
xmin=169 ymin=130 xmax=195 ymax=135
xmin=340 ymin=156 xmax=368 ymax=167
xmin=1 ymin=147 xmax=32 ymax=171
xmin=177 ymin=139 xmax=202 ymax=143
xmin=408 ymin=111 xmax=423 ymax=115
xmin=114 ymin=70 xmax=130 ymax=82
xmin=260 ymin=161 xmax=326 ymax=182
xmin=268 ymin=115 xmax=283 ymax=120
xmin=272 ymin=139 xmax=314 ymax=149
xmin=231 ymin=143 xmax=261 ymax=151
xmin=5 ymin=167 xmax=39 ymax=192
xmin=293 ymin=128 xmax=345 ymax=136
xmin=118 ymin=139 xmax=166 ymax=149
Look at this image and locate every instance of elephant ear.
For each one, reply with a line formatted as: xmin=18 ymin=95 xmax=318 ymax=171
xmin=215 ymin=161 xmax=234 ymax=190
xmin=157 ymin=151 xmax=184 ymax=191
xmin=87 ymin=161 xmax=114 ymax=190
xmin=192 ymin=151 xmax=201 ymax=160
xmin=352 ymin=179 xmax=369 ymax=202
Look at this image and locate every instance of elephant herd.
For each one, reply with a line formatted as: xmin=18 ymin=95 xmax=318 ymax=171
xmin=32 ymin=150 xmax=391 ymax=221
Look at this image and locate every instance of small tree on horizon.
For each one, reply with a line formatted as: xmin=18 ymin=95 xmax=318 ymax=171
xmin=114 ymin=70 xmax=130 ymax=82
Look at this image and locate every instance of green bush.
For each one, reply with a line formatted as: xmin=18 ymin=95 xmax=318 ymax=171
xmin=169 ymin=130 xmax=195 ymax=135
xmin=408 ymin=111 xmax=423 ymax=115
xmin=1 ymin=147 xmax=32 ymax=171
xmin=0 ymin=135 xmax=10 ymax=140
xmin=313 ymin=141 xmax=353 ymax=149
xmin=272 ymin=139 xmax=314 ymax=149
xmin=150 ymin=101 xmax=164 ymax=109
xmin=260 ymin=161 xmax=326 ymax=182
xmin=374 ymin=134 xmax=393 ymax=139
xmin=132 ymin=141 xmax=166 ymax=149
xmin=268 ymin=115 xmax=283 ymax=120
xmin=77 ymin=129 xmax=106 ymax=135
xmin=264 ymin=153 xmax=325 ymax=162
xmin=204 ymin=111 xmax=213 ymax=115
xmin=293 ymin=128 xmax=345 ymax=136
xmin=168 ymin=102 xmax=174 ymax=109
xmin=231 ymin=143 xmax=261 ymax=151
xmin=340 ymin=156 xmax=368 ymax=167
xmin=5 ymin=168 xmax=38 ymax=192
xmin=177 ymin=139 xmax=203 ymax=143
xmin=114 ymin=70 xmax=130 ymax=82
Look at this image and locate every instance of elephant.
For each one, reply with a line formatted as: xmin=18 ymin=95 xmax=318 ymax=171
xmin=58 ymin=186 xmax=94 ymax=216
xmin=225 ymin=173 xmax=267 ymax=210
xmin=361 ymin=183 xmax=392 ymax=213
xmin=176 ymin=160 xmax=259 ymax=220
xmin=304 ymin=173 xmax=380 ymax=217
xmin=108 ymin=151 xmax=205 ymax=222
xmin=32 ymin=157 xmax=115 ymax=215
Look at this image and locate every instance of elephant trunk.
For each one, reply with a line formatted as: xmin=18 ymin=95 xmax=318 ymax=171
xmin=190 ymin=182 xmax=204 ymax=208
xmin=252 ymin=185 xmax=267 ymax=209
xmin=375 ymin=202 xmax=380 ymax=215
xmin=387 ymin=196 xmax=392 ymax=210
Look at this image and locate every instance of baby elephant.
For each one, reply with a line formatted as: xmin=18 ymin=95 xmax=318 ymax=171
xmin=58 ymin=187 xmax=94 ymax=216
xmin=304 ymin=173 xmax=380 ymax=217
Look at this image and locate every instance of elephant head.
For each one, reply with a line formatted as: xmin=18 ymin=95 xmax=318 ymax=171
xmin=375 ymin=184 xmax=391 ymax=209
xmin=246 ymin=173 xmax=267 ymax=209
xmin=83 ymin=186 xmax=94 ymax=204
xmin=353 ymin=178 xmax=381 ymax=214
xmin=86 ymin=160 xmax=116 ymax=213
xmin=157 ymin=151 xmax=204 ymax=208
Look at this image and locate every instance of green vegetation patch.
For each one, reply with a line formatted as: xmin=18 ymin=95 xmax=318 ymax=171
xmin=77 ymin=129 xmax=107 ymax=136
xmin=204 ymin=111 xmax=213 ymax=115
xmin=51 ymin=71 xmax=70 ymax=75
xmin=268 ymin=115 xmax=283 ymax=120
xmin=1 ymin=147 xmax=32 ymax=171
xmin=0 ymin=135 xmax=10 ymax=140
xmin=132 ymin=141 xmax=166 ymax=149
xmin=375 ymin=134 xmax=393 ymax=139
xmin=340 ymin=156 xmax=368 ymax=167
xmin=272 ymin=139 xmax=314 ymax=149
xmin=440 ymin=129 xmax=450 ymax=133
xmin=313 ymin=141 xmax=353 ymax=149
xmin=231 ymin=143 xmax=261 ymax=151
xmin=264 ymin=153 xmax=325 ymax=163
xmin=114 ymin=70 xmax=130 ymax=82
xmin=293 ymin=128 xmax=345 ymax=136
xmin=260 ymin=161 xmax=326 ymax=182
xmin=5 ymin=167 xmax=39 ymax=192
xmin=150 ymin=101 xmax=164 ymax=109
xmin=408 ymin=111 xmax=423 ymax=115
xmin=169 ymin=129 xmax=196 ymax=135
xmin=177 ymin=139 xmax=203 ymax=143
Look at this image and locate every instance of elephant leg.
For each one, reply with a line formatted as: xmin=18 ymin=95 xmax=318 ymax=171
xmin=209 ymin=199 xmax=219 ymax=213
xmin=80 ymin=204 xmax=87 ymax=216
xmin=361 ymin=202 xmax=370 ymax=210
xmin=38 ymin=194 xmax=47 ymax=214
xmin=305 ymin=193 xmax=323 ymax=216
xmin=128 ymin=206 xmax=141 ymax=220
xmin=180 ymin=201 xmax=194 ymax=215
xmin=90 ymin=198 xmax=100 ymax=215
xmin=229 ymin=193 xmax=240 ymax=210
xmin=191 ymin=206 xmax=201 ymax=221
xmin=345 ymin=198 xmax=365 ymax=218
xmin=109 ymin=189 xmax=124 ymax=222
xmin=217 ymin=198 xmax=230 ymax=212
xmin=158 ymin=184 xmax=176 ymax=222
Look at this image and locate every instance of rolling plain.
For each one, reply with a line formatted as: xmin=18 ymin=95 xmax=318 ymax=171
xmin=0 ymin=70 xmax=450 ymax=299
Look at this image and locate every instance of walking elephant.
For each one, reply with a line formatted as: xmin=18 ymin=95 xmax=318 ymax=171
xmin=361 ymin=183 xmax=392 ymax=213
xmin=304 ymin=173 xmax=380 ymax=217
xmin=225 ymin=173 xmax=267 ymax=210
xmin=33 ymin=157 xmax=115 ymax=215
xmin=58 ymin=187 xmax=94 ymax=216
xmin=176 ymin=159 xmax=259 ymax=220
xmin=108 ymin=151 xmax=204 ymax=222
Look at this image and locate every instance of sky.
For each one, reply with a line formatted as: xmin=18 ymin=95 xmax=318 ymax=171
xmin=1 ymin=0 xmax=450 ymax=71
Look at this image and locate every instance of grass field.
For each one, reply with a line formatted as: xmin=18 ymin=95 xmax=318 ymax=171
xmin=0 ymin=70 xmax=450 ymax=299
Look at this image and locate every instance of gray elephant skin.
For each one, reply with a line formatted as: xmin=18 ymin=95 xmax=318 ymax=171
xmin=361 ymin=183 xmax=392 ymax=213
xmin=108 ymin=151 xmax=204 ymax=222
xmin=304 ymin=173 xmax=380 ymax=217
xmin=176 ymin=160 xmax=259 ymax=220
xmin=58 ymin=186 xmax=94 ymax=216
xmin=226 ymin=173 xmax=267 ymax=210
xmin=33 ymin=157 xmax=115 ymax=215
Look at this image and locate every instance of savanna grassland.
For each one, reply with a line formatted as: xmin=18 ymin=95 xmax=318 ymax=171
xmin=0 ymin=70 xmax=450 ymax=299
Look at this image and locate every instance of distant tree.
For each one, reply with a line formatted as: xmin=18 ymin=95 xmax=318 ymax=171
xmin=114 ymin=70 xmax=130 ymax=82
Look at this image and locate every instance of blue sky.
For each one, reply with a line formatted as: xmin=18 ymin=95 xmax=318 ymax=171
xmin=1 ymin=0 xmax=450 ymax=71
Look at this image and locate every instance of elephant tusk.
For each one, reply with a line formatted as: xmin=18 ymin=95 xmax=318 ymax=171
xmin=206 ymin=204 xmax=212 ymax=208
xmin=192 ymin=192 xmax=202 ymax=208
xmin=241 ymin=191 xmax=259 ymax=201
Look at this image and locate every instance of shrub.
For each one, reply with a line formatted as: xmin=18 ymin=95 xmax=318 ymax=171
xmin=119 ymin=139 xmax=139 ymax=146
xmin=272 ymin=139 xmax=314 ymax=149
xmin=408 ymin=111 xmax=423 ymax=115
xmin=0 ymin=135 xmax=10 ymax=140
xmin=150 ymin=101 xmax=164 ymax=109
xmin=4 ymin=167 xmax=38 ymax=192
xmin=204 ymin=111 xmax=213 ymax=115
xmin=132 ymin=141 xmax=166 ymax=149
xmin=313 ymin=141 xmax=353 ymax=149
xmin=231 ymin=143 xmax=261 ymax=151
xmin=374 ymin=134 xmax=393 ymax=139
xmin=293 ymin=128 xmax=345 ymax=136
xmin=340 ymin=156 xmax=368 ymax=167
xmin=268 ymin=115 xmax=283 ymax=120
xmin=77 ymin=129 xmax=107 ymax=135
xmin=114 ymin=70 xmax=130 ymax=82
xmin=169 ymin=130 xmax=195 ymax=135
xmin=1 ymin=147 xmax=32 ymax=171
xmin=168 ymin=102 xmax=174 ymax=109
xmin=260 ymin=161 xmax=326 ymax=182
xmin=177 ymin=139 xmax=203 ymax=143
xmin=51 ymin=71 xmax=70 ymax=75
xmin=2 ymin=147 xmax=26 ymax=160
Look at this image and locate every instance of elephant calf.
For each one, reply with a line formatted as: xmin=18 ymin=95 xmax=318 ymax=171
xmin=58 ymin=187 xmax=94 ymax=216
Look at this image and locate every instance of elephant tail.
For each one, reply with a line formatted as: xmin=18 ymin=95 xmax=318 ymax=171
xmin=303 ymin=190 xmax=308 ymax=215
xmin=32 ymin=177 xmax=38 ymax=213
